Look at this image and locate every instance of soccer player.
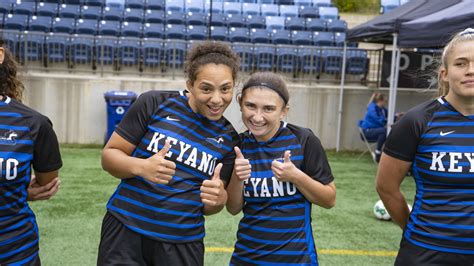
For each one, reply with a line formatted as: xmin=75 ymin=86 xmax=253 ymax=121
xmin=98 ymin=41 xmax=241 ymax=265
xmin=376 ymin=28 xmax=474 ymax=265
xmin=226 ymin=72 xmax=336 ymax=265
xmin=0 ymin=42 xmax=62 ymax=265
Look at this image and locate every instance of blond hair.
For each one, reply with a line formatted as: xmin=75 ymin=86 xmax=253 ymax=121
xmin=437 ymin=28 xmax=474 ymax=97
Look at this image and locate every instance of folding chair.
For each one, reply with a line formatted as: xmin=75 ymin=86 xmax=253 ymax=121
xmin=358 ymin=120 xmax=377 ymax=163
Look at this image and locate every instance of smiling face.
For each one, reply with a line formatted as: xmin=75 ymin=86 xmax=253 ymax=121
xmin=442 ymin=40 xmax=474 ymax=102
xmin=240 ymin=87 xmax=288 ymax=142
xmin=186 ymin=63 xmax=234 ymax=121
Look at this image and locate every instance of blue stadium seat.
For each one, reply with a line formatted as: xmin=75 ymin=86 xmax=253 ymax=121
xmin=322 ymin=49 xmax=343 ymax=74
xmin=52 ymin=17 xmax=76 ymax=34
xmin=106 ymin=0 xmax=125 ymax=8
xmin=125 ymin=0 xmax=144 ymax=9
xmin=76 ymin=19 xmax=99 ymax=35
xmin=346 ymin=49 xmax=368 ymax=75
xmin=313 ymin=31 xmax=334 ymax=46
xmin=123 ymin=8 xmax=143 ymax=22
xmin=45 ymin=34 xmax=68 ymax=63
xmin=299 ymin=47 xmax=322 ymax=74
xmin=242 ymin=3 xmax=259 ymax=16
xmin=187 ymin=25 xmax=208 ymax=40
xmin=319 ymin=7 xmax=338 ymax=20
xmin=63 ymin=0 xmax=86 ymax=4
xmin=186 ymin=12 xmax=207 ymax=26
xmin=265 ymin=16 xmax=285 ymax=30
xmin=81 ymin=6 xmax=103 ymax=20
xmin=96 ymin=37 xmax=118 ymax=65
xmin=275 ymin=0 xmax=294 ymax=4
xmin=59 ymin=4 xmax=81 ymax=19
xmin=142 ymin=38 xmax=163 ymax=67
xmin=299 ymin=6 xmax=319 ymax=18
xmin=143 ymin=23 xmax=164 ymax=38
xmin=146 ymin=0 xmax=165 ymax=10
xmin=85 ymin=0 xmax=106 ymax=7
xmin=294 ymin=0 xmax=311 ymax=6
xmin=246 ymin=15 xmax=265 ymax=29
xmin=312 ymin=0 xmax=331 ymax=7
xmin=260 ymin=0 xmax=274 ymax=3
xmin=223 ymin=2 xmax=241 ymax=15
xmin=279 ymin=5 xmax=298 ymax=17
xmin=0 ymin=1 xmax=13 ymax=15
xmin=381 ymin=0 xmax=399 ymax=13
xmin=270 ymin=29 xmax=291 ymax=44
xmin=69 ymin=35 xmax=94 ymax=65
xmin=250 ymin=28 xmax=270 ymax=44
xmin=276 ymin=46 xmax=298 ymax=73
xmin=20 ymin=34 xmax=44 ymax=62
xmin=261 ymin=4 xmax=278 ymax=16
xmin=305 ymin=18 xmax=326 ymax=31
xmin=333 ymin=32 xmax=346 ymax=46
xmin=242 ymin=0 xmax=257 ymax=2
xmin=99 ymin=20 xmax=121 ymax=36
xmin=254 ymin=45 xmax=275 ymax=71
xmin=2 ymin=31 xmax=20 ymax=56
xmin=12 ymin=2 xmax=36 ymax=16
xmin=118 ymin=38 xmax=141 ymax=66
xmin=163 ymin=41 xmax=187 ymax=68
xmin=4 ymin=14 xmax=29 ymax=31
xmin=166 ymin=11 xmax=186 ymax=25
xmin=232 ymin=43 xmax=253 ymax=71
xmin=29 ymin=16 xmax=53 ymax=33
xmin=166 ymin=0 xmax=185 ymax=12
xmin=144 ymin=10 xmax=165 ymax=24
xmin=285 ymin=17 xmax=305 ymax=31
xmin=228 ymin=27 xmax=248 ymax=42
xmin=326 ymin=19 xmax=347 ymax=32
xmin=185 ymin=0 xmax=204 ymax=13
xmin=291 ymin=30 xmax=312 ymax=45
xmin=210 ymin=26 xmax=228 ymax=41
xmin=121 ymin=21 xmax=142 ymax=37
xmin=209 ymin=13 xmax=226 ymax=27
xmin=383 ymin=5 xmax=399 ymax=13
xmin=103 ymin=6 xmax=123 ymax=21
xmin=226 ymin=14 xmax=246 ymax=28
xmin=205 ymin=0 xmax=223 ymax=13
xmin=36 ymin=2 xmax=58 ymax=17
xmin=165 ymin=24 xmax=187 ymax=39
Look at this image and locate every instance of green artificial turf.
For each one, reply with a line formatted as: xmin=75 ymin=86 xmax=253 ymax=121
xmin=29 ymin=147 xmax=415 ymax=265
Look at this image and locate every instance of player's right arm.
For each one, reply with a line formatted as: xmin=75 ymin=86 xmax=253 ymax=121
xmin=376 ymin=154 xmax=411 ymax=229
xmin=102 ymin=133 xmax=175 ymax=184
xmin=226 ymin=147 xmax=250 ymax=215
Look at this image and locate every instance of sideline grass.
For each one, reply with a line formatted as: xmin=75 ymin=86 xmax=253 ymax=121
xmin=29 ymin=148 xmax=415 ymax=265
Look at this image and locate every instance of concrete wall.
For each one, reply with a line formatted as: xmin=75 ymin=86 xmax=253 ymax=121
xmin=20 ymin=72 xmax=436 ymax=150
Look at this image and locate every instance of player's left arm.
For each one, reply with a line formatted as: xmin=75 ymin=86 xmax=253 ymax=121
xmin=271 ymin=151 xmax=336 ymax=208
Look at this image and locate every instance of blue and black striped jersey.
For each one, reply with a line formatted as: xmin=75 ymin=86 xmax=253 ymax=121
xmin=385 ymin=97 xmax=474 ymax=255
xmin=230 ymin=122 xmax=333 ymax=266
xmin=106 ymin=90 xmax=239 ymax=243
xmin=0 ymin=96 xmax=62 ymax=264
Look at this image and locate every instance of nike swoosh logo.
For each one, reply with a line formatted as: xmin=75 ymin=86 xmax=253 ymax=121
xmin=166 ymin=116 xmax=180 ymax=122
xmin=440 ymin=130 xmax=455 ymax=136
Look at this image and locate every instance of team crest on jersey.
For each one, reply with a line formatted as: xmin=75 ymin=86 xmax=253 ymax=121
xmin=0 ymin=130 xmax=18 ymax=145
xmin=206 ymin=136 xmax=224 ymax=148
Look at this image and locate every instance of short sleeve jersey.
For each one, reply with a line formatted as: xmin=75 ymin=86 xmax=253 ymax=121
xmin=384 ymin=97 xmax=474 ymax=255
xmin=107 ymin=90 xmax=239 ymax=243
xmin=230 ymin=122 xmax=334 ymax=265
xmin=0 ymin=96 xmax=62 ymax=264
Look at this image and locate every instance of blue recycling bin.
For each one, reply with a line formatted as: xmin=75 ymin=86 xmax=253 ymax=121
xmin=104 ymin=91 xmax=137 ymax=144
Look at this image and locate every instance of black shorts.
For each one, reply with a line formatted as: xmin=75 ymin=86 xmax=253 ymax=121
xmin=395 ymin=237 xmax=474 ymax=266
xmin=97 ymin=212 xmax=204 ymax=266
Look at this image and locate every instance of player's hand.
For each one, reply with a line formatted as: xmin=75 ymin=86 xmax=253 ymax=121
xmin=140 ymin=140 xmax=176 ymax=184
xmin=271 ymin=150 xmax=299 ymax=182
xmin=234 ymin=147 xmax=251 ymax=181
xmin=200 ymin=163 xmax=227 ymax=207
xmin=27 ymin=175 xmax=60 ymax=201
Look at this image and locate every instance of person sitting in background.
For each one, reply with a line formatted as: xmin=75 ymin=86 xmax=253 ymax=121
xmin=360 ymin=92 xmax=388 ymax=162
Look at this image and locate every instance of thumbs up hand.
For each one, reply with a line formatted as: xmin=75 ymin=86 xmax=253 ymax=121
xmin=271 ymin=150 xmax=298 ymax=182
xmin=140 ymin=139 xmax=176 ymax=184
xmin=200 ymin=163 xmax=227 ymax=207
xmin=234 ymin=147 xmax=251 ymax=181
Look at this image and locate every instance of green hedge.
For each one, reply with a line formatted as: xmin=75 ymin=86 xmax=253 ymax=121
xmin=333 ymin=0 xmax=380 ymax=13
